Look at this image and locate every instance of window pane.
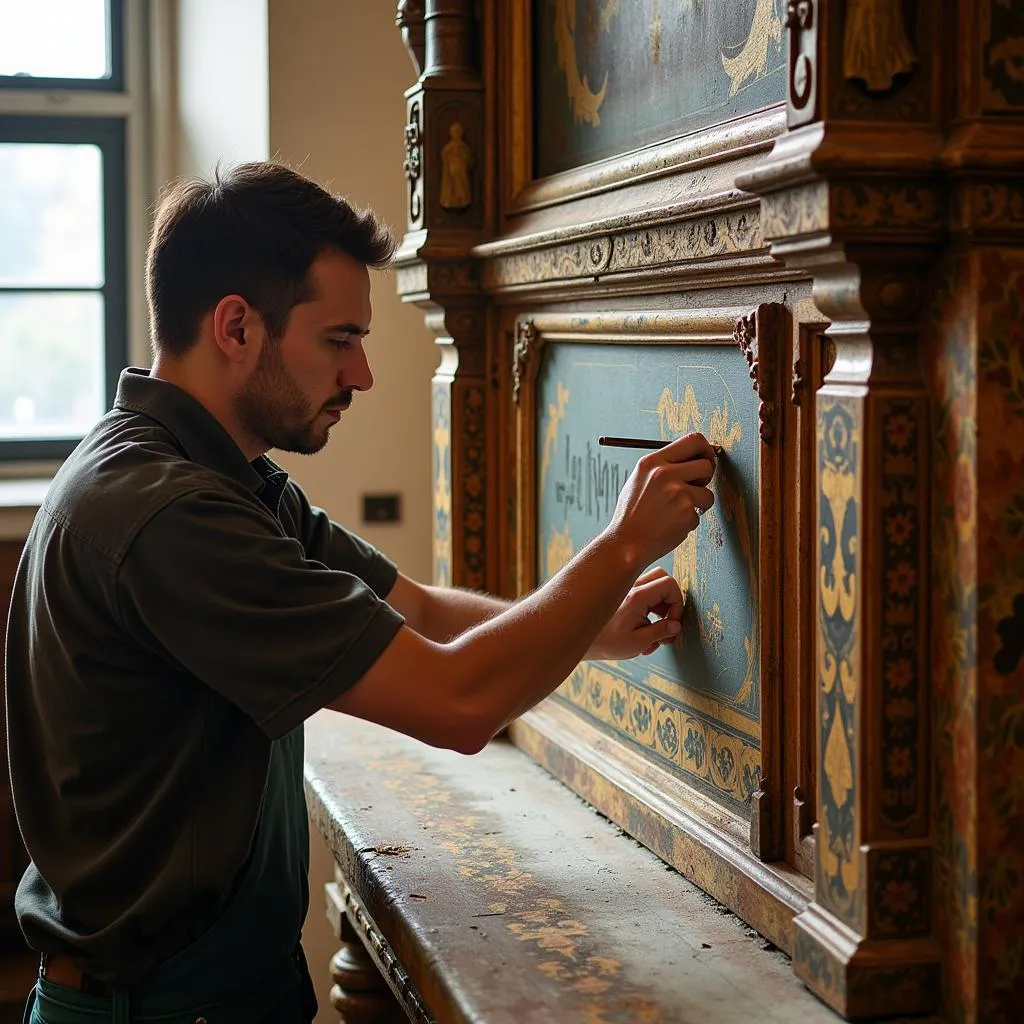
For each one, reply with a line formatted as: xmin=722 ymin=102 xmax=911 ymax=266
xmin=0 ymin=292 xmax=105 ymax=439
xmin=0 ymin=143 xmax=103 ymax=287
xmin=0 ymin=0 xmax=110 ymax=80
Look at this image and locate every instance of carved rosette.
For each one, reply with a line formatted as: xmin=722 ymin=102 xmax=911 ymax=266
xmin=512 ymin=320 xmax=537 ymax=406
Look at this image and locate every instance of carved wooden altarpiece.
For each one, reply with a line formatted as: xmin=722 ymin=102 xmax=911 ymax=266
xmin=323 ymin=4 xmax=1024 ymax=1022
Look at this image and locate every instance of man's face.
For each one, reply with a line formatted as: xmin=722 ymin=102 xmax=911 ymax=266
xmin=234 ymin=250 xmax=374 ymax=455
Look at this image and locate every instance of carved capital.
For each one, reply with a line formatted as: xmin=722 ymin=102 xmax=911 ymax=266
xmin=512 ymin=320 xmax=537 ymax=406
xmin=423 ymin=0 xmax=478 ymax=77
xmin=396 ymin=0 xmax=426 ymax=78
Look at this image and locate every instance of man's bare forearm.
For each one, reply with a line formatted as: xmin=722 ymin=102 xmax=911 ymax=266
xmin=446 ymin=532 xmax=641 ymax=734
xmin=419 ymin=584 xmax=509 ymax=642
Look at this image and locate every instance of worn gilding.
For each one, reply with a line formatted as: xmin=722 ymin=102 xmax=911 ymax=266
xmin=817 ymin=396 xmax=862 ymax=930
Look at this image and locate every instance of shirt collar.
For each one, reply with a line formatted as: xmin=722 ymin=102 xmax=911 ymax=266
xmin=114 ymin=368 xmax=289 ymax=508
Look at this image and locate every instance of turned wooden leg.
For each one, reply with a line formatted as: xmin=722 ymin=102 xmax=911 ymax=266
xmin=325 ymin=866 xmax=406 ymax=1024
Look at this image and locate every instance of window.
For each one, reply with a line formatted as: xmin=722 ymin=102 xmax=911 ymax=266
xmin=0 ymin=0 xmax=130 ymax=461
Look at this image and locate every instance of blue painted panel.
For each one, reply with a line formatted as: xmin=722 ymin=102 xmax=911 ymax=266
xmin=535 ymin=341 xmax=762 ymax=810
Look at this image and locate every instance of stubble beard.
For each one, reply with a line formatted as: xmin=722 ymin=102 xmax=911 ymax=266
xmin=234 ymin=339 xmax=336 ymax=455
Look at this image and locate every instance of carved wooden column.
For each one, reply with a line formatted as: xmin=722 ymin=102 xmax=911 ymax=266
xmin=740 ymin=1 xmax=944 ymax=1017
xmin=925 ymin=5 xmax=1024 ymax=1023
xmin=394 ymin=0 xmax=494 ymax=591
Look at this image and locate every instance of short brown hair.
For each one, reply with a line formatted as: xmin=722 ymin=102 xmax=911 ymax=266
xmin=146 ymin=162 xmax=397 ymax=356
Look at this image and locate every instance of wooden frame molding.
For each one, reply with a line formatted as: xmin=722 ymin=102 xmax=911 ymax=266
xmin=507 ymin=304 xmax=810 ymax=951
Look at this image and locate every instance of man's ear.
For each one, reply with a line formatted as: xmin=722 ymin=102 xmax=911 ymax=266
xmin=212 ymin=295 xmax=259 ymax=363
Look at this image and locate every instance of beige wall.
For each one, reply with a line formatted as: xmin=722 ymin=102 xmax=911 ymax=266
xmin=166 ymin=1 xmax=436 ymax=1018
xmin=175 ymin=0 xmax=270 ymax=181
xmin=267 ymin=0 xmax=436 ymax=582
xmin=266 ymin=4 xmax=435 ymax=1020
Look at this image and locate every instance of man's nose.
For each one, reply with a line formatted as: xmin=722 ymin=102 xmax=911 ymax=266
xmin=343 ymin=344 xmax=373 ymax=392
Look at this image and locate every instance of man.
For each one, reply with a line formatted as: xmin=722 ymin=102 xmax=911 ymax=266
xmin=5 ymin=162 xmax=716 ymax=1023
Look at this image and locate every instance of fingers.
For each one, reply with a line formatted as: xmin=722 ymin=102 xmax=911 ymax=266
xmin=632 ymin=616 xmax=682 ymax=654
xmin=658 ymin=432 xmax=718 ymax=467
xmin=630 ymin=573 xmax=684 ymax=623
xmin=679 ymin=457 xmax=716 ymax=487
xmin=687 ymin=484 xmax=715 ymax=516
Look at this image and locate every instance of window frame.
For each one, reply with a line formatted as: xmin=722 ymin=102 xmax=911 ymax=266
xmin=0 ymin=116 xmax=128 ymax=461
xmin=0 ymin=0 xmax=124 ymax=93
xmin=0 ymin=0 xmax=132 ymax=463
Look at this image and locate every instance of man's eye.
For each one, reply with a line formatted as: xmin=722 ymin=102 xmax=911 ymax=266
xmin=328 ymin=337 xmax=351 ymax=349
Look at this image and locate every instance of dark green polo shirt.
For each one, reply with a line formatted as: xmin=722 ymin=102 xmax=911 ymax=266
xmin=5 ymin=368 xmax=404 ymax=984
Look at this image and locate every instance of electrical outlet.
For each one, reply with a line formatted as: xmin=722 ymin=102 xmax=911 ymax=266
xmin=362 ymin=494 xmax=401 ymax=524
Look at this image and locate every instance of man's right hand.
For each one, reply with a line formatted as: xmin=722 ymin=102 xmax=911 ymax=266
xmin=333 ymin=431 xmax=720 ymax=755
xmin=606 ymin=432 xmax=717 ymax=569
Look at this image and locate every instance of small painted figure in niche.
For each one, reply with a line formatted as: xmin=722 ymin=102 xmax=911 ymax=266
xmin=440 ymin=122 xmax=473 ymax=211
xmin=843 ymin=0 xmax=917 ymax=93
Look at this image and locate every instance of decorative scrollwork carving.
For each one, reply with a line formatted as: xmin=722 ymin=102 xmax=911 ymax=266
xmin=404 ymin=102 xmax=423 ymax=223
xmin=512 ymin=320 xmax=537 ymax=406
xmin=735 ymin=310 xmax=778 ymax=443
xmin=785 ymin=0 xmax=814 ymax=114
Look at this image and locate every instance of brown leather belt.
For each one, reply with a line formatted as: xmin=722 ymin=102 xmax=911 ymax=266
xmin=40 ymin=954 xmax=115 ymax=997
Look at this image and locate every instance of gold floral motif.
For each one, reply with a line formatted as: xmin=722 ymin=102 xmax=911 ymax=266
xmin=760 ymin=181 xmax=829 ymax=239
xmin=820 ymin=461 xmax=857 ymax=625
xmin=433 ymin=387 xmax=452 ymax=587
xmin=824 ymin=707 xmax=853 ymax=808
xmin=655 ymin=383 xmax=757 ymax=708
xmin=540 ymin=382 xmax=570 ymax=506
xmin=560 ymin=663 xmax=761 ymax=806
xmin=816 ymin=398 xmax=863 ymax=930
xmin=721 ymin=0 xmax=784 ymax=98
xmin=833 ymin=183 xmax=941 ymax=230
xmin=353 ymin=739 xmax=662 ymax=1021
xmin=484 ymin=211 xmax=760 ymax=290
xmin=553 ymin=0 xmax=608 ymax=126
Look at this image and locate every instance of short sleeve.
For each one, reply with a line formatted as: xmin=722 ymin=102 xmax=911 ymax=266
xmin=117 ymin=488 xmax=405 ymax=739
xmin=279 ymin=481 xmax=397 ymax=598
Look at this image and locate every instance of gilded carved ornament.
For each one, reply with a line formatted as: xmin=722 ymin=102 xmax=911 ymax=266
xmin=843 ymin=0 xmax=917 ymax=93
xmin=440 ymin=122 xmax=473 ymax=211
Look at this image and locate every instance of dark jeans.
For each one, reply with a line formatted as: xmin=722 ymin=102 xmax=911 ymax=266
xmin=23 ymin=945 xmax=317 ymax=1024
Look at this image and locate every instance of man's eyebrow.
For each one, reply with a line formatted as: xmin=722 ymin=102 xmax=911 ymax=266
xmin=323 ymin=322 xmax=371 ymax=336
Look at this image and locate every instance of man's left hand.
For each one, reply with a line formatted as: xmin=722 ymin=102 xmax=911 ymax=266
xmin=586 ymin=566 xmax=685 ymax=661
